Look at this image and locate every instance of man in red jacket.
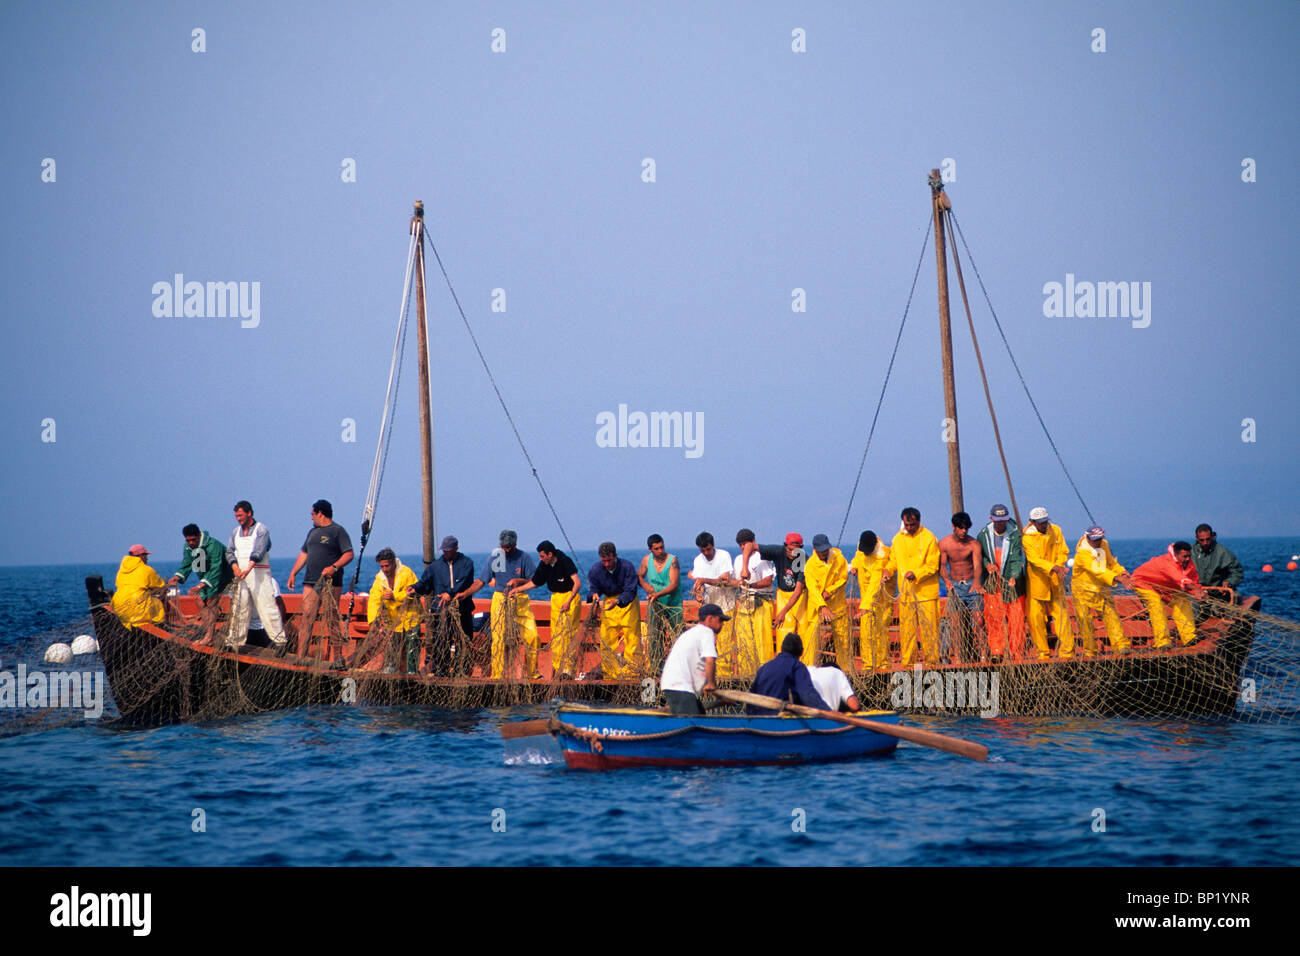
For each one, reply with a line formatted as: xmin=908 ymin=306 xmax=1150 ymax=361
xmin=1130 ymin=541 xmax=1206 ymax=649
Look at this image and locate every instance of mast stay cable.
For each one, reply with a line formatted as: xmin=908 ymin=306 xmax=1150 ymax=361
xmin=948 ymin=211 xmax=1095 ymax=525
xmin=423 ymin=230 xmax=578 ymax=556
xmin=836 ymin=218 xmax=933 ymax=548
xmin=349 ymin=225 xmax=419 ymax=597
xmin=942 ymin=208 xmax=1022 ymax=527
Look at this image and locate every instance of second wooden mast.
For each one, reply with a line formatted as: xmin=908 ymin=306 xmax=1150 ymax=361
xmin=930 ymin=169 xmax=964 ymax=515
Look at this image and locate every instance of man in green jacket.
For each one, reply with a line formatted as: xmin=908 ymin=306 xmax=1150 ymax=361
xmin=1193 ymin=523 xmax=1244 ymax=616
xmin=169 ymin=523 xmax=234 ymax=643
xmin=976 ymin=504 xmax=1027 ymax=662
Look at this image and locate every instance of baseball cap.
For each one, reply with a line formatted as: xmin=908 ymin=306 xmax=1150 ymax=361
xmin=698 ymin=602 xmax=732 ymax=621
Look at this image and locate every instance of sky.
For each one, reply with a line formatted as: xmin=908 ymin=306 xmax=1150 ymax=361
xmin=1 ymin=0 xmax=1297 ymax=567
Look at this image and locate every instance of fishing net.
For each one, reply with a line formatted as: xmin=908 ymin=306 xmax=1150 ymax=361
xmin=74 ymin=571 xmax=1300 ymax=728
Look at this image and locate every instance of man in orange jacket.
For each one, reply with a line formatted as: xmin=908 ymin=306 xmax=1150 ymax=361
xmin=1131 ymin=542 xmax=1205 ymax=649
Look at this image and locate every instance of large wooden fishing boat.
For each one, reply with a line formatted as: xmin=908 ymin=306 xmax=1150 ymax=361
xmin=86 ymin=569 xmax=1260 ymax=726
xmin=89 ymin=186 xmax=1265 ymax=727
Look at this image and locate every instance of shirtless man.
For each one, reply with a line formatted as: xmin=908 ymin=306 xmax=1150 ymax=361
xmin=939 ymin=512 xmax=985 ymax=663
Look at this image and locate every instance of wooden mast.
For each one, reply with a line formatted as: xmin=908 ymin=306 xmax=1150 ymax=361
xmin=411 ymin=200 xmax=437 ymax=565
xmin=930 ymin=169 xmax=964 ymax=514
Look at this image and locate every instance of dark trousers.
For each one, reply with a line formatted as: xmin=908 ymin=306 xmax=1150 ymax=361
xmin=665 ymin=690 xmax=704 ymax=715
xmin=426 ymin=597 xmax=475 ymax=676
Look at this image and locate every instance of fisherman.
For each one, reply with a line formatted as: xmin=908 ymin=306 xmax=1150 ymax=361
xmin=407 ymin=535 xmax=476 ymax=676
xmin=848 ymin=530 xmax=893 ymax=672
xmin=1022 ymin=506 xmax=1073 ymax=660
xmin=225 ymin=501 xmax=289 ymax=654
xmin=731 ymin=528 xmax=776 ymax=676
xmin=745 ymin=633 xmax=831 ymax=714
xmin=938 ymin=513 xmax=985 ymax=663
xmin=638 ymin=534 xmax=683 ymax=669
xmin=886 ymin=508 xmax=942 ymax=665
xmin=112 ymin=544 xmax=167 ymax=628
xmin=1192 ymin=524 xmax=1244 ymax=607
xmin=364 ymin=548 xmax=421 ymax=673
xmin=807 ymin=662 xmax=862 ymax=713
xmin=764 ymin=533 xmax=816 ymax=657
xmin=659 ymin=602 xmax=726 ymax=715
xmin=168 ymin=524 xmax=233 ymax=645
xmin=587 ymin=541 xmax=643 ymax=679
xmin=1131 ymin=542 xmax=1205 ymax=649
xmin=1070 ymin=527 xmax=1132 ymax=656
xmin=513 ymin=541 xmax=582 ymax=679
xmin=286 ymin=500 xmax=354 ymax=660
xmin=804 ymin=534 xmax=850 ymax=670
xmin=689 ymin=531 xmax=736 ymax=676
xmin=977 ymin=504 xmax=1027 ymax=663
xmin=470 ymin=530 xmax=540 ymax=680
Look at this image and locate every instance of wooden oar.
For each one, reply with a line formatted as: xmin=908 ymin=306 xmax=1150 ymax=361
xmin=713 ymin=688 xmax=988 ymax=762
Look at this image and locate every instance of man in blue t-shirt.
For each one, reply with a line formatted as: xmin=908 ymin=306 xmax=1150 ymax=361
xmin=746 ymin=633 xmax=830 ymax=714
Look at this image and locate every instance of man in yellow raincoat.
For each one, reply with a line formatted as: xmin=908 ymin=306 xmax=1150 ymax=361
xmin=804 ymin=534 xmax=850 ymax=669
xmin=1023 ymin=506 xmax=1073 ymax=659
xmin=1070 ymin=527 xmax=1131 ymax=656
xmin=366 ymin=548 xmax=422 ymax=673
xmin=849 ymin=530 xmax=893 ymax=672
xmin=886 ymin=508 xmax=941 ymax=665
xmin=112 ymin=544 xmax=166 ymax=627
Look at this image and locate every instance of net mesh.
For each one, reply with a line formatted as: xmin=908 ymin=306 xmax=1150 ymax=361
xmin=57 ymin=573 xmax=1300 ymax=729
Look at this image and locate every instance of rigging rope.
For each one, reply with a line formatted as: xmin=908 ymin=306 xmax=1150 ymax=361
xmin=836 ymin=218 xmax=933 ymax=548
xmin=948 ymin=211 xmax=1095 ymax=525
xmin=422 ymin=230 xmax=577 ymax=556
xmin=350 ymin=224 xmax=419 ymax=597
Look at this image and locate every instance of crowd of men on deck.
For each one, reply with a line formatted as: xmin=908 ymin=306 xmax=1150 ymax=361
xmin=111 ymin=499 xmax=1246 ymax=694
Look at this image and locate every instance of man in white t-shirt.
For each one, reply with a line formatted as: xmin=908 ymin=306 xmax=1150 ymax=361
xmin=689 ymin=531 xmax=736 ymax=677
xmin=660 ymin=603 xmax=729 ymax=715
xmin=807 ymin=663 xmax=861 ymax=713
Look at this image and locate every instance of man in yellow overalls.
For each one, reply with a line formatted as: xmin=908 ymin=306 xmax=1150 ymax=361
xmin=587 ymin=541 xmax=644 ymax=679
xmin=1023 ymin=507 xmax=1072 ymax=660
xmin=472 ymin=529 xmax=541 ymax=680
xmin=886 ymin=508 xmax=941 ymax=665
xmin=849 ymin=530 xmax=893 ymax=672
xmin=804 ymin=534 xmax=850 ymax=670
xmin=1070 ymin=527 xmax=1131 ymax=656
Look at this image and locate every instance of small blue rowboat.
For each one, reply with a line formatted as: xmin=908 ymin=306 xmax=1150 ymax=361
xmin=548 ymin=703 xmax=900 ymax=769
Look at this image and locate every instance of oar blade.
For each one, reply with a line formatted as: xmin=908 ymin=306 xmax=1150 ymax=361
xmin=784 ymin=703 xmax=989 ymax=762
xmin=500 ymin=718 xmax=553 ymax=740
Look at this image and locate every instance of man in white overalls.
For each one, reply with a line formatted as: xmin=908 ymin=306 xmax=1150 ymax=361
xmin=225 ymin=500 xmax=289 ymax=654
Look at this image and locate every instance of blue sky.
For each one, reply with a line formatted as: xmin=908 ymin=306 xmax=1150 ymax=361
xmin=1 ymin=1 xmax=1297 ymax=566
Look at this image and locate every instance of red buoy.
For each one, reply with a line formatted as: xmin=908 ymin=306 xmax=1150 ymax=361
xmin=1288 ymin=561 xmax=1299 ymax=571
xmin=1262 ymin=564 xmax=1274 ymax=573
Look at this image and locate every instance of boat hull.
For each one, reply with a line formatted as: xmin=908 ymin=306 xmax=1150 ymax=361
xmin=550 ymin=705 xmax=900 ymax=769
xmin=87 ymin=577 xmax=1259 ymax=726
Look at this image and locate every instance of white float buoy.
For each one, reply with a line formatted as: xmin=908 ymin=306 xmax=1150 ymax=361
xmin=44 ymin=643 xmax=73 ymax=664
xmin=70 ymin=634 xmax=99 ymax=655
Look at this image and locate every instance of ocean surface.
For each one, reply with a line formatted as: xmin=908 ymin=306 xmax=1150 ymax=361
xmin=2 ymin=537 xmax=1298 ymax=866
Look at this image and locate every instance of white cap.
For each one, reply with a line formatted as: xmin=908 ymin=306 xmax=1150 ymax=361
xmin=1029 ymin=506 xmax=1049 ymax=521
